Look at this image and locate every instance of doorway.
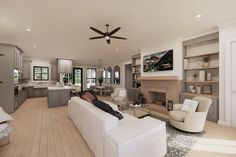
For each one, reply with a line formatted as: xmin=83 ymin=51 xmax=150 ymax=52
xmin=230 ymin=40 xmax=236 ymax=127
xmin=73 ymin=68 xmax=83 ymax=91
xmin=125 ymin=64 xmax=132 ymax=89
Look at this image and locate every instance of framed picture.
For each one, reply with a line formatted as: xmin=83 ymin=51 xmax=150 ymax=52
xmin=143 ymin=49 xmax=173 ymax=72
xmin=202 ymin=85 xmax=212 ymax=94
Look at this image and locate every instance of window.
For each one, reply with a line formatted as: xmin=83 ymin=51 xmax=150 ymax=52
xmin=106 ymin=67 xmax=112 ymax=84
xmin=103 ymin=69 xmax=106 ymax=83
xmin=87 ymin=68 xmax=96 ymax=89
xmin=113 ymin=65 xmax=120 ymax=84
xmin=33 ymin=66 xmax=49 ymax=81
xmin=73 ymin=68 xmax=83 ymax=91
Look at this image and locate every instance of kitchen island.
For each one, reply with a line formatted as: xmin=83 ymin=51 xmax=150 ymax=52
xmin=47 ymin=86 xmax=72 ymax=108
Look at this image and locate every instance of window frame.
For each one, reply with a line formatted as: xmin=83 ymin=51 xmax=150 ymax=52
xmin=86 ymin=68 xmax=97 ymax=89
xmin=113 ymin=65 xmax=120 ymax=84
xmin=73 ymin=67 xmax=83 ymax=91
xmin=106 ymin=67 xmax=112 ymax=84
xmin=33 ymin=66 xmax=49 ymax=81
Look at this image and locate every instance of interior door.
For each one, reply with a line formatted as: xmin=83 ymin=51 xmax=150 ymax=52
xmin=73 ymin=68 xmax=83 ymax=91
xmin=231 ymin=41 xmax=236 ymax=127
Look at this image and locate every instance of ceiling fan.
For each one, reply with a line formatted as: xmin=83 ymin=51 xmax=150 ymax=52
xmin=89 ymin=24 xmax=127 ymax=44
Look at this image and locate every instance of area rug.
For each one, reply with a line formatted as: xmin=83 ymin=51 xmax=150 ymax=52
xmin=165 ymin=121 xmax=204 ymax=157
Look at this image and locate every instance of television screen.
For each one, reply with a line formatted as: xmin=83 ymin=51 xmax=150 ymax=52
xmin=143 ymin=49 xmax=173 ymax=72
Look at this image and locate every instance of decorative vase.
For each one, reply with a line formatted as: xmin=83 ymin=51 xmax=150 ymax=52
xmin=167 ymin=100 xmax=173 ymax=111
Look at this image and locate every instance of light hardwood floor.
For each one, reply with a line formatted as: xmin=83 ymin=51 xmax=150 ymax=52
xmin=0 ymin=97 xmax=236 ymax=157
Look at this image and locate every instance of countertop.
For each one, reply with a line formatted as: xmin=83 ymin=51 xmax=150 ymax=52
xmin=48 ymin=86 xmax=72 ymax=90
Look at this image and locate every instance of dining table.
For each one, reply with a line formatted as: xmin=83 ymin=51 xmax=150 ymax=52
xmin=95 ymin=86 xmax=105 ymax=96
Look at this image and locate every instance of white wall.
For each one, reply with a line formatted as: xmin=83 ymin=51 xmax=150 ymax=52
xmin=141 ymin=37 xmax=183 ymax=80
xmin=24 ymin=56 xmax=57 ymax=82
xmin=218 ymin=20 xmax=236 ymax=125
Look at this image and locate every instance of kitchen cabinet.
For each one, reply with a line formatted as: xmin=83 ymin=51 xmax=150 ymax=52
xmin=48 ymin=87 xmax=70 ymax=108
xmin=14 ymin=48 xmax=23 ymax=71
xmin=14 ymin=95 xmax=19 ymax=110
xmin=23 ymin=60 xmax=31 ymax=80
xmin=58 ymin=59 xmax=72 ymax=74
xmin=28 ymin=87 xmax=47 ymax=98
xmin=51 ymin=63 xmax=58 ymax=81
xmin=0 ymin=43 xmax=19 ymax=113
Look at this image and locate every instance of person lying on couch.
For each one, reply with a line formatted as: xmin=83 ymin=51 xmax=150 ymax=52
xmin=79 ymin=90 xmax=123 ymax=120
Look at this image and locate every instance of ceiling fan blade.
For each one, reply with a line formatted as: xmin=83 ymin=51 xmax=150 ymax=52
xmin=89 ymin=36 xmax=104 ymax=40
xmin=109 ymin=27 xmax=121 ymax=36
xmin=90 ymin=27 xmax=105 ymax=35
xmin=110 ymin=36 xmax=127 ymax=40
xmin=106 ymin=39 xmax=111 ymax=44
xmin=0 ymin=54 xmax=4 ymax=56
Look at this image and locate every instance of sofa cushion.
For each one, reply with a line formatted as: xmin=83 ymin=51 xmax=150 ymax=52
xmin=169 ymin=111 xmax=187 ymax=122
xmin=181 ymin=99 xmax=199 ymax=112
xmin=113 ymin=96 xmax=125 ymax=101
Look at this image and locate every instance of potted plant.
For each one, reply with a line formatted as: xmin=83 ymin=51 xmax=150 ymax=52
xmin=98 ymin=77 xmax=103 ymax=86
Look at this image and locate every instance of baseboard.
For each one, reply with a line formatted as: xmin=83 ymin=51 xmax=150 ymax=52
xmin=218 ymin=120 xmax=226 ymax=126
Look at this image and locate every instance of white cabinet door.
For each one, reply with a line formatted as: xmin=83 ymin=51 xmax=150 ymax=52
xmin=231 ymin=41 xmax=236 ymax=127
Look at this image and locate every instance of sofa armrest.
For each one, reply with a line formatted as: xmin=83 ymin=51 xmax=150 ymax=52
xmin=173 ymin=104 xmax=183 ymax=111
xmin=104 ymin=117 xmax=167 ymax=157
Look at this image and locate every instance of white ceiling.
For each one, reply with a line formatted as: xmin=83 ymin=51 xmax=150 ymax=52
xmin=0 ymin=0 xmax=236 ymax=65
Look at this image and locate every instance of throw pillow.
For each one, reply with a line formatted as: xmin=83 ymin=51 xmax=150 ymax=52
xmin=0 ymin=107 xmax=13 ymax=123
xmin=181 ymin=99 xmax=199 ymax=112
xmin=118 ymin=90 xmax=126 ymax=97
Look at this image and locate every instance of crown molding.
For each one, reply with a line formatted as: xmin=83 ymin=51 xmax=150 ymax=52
xmin=218 ymin=18 xmax=236 ymax=29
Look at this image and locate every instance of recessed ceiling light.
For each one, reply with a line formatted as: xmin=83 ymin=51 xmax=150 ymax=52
xmin=196 ymin=14 xmax=202 ymax=18
xmin=33 ymin=45 xmax=37 ymax=49
xmin=26 ymin=28 xmax=31 ymax=32
xmin=116 ymin=48 xmax=119 ymax=51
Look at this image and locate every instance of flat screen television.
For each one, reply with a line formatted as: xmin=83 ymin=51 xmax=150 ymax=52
xmin=143 ymin=49 xmax=173 ymax=72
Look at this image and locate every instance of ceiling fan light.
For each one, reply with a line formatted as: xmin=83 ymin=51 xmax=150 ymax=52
xmin=105 ymin=36 xmax=110 ymax=40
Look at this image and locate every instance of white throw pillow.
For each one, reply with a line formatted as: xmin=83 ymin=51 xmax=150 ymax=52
xmin=181 ymin=99 xmax=199 ymax=113
xmin=118 ymin=90 xmax=126 ymax=97
xmin=0 ymin=107 xmax=13 ymax=123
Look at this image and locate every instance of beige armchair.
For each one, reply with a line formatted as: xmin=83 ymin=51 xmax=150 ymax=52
xmin=111 ymin=88 xmax=127 ymax=110
xmin=169 ymin=96 xmax=212 ymax=133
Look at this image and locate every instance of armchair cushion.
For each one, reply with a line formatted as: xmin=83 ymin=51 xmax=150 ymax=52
xmin=181 ymin=99 xmax=198 ymax=113
xmin=118 ymin=90 xmax=126 ymax=97
xmin=173 ymin=104 xmax=183 ymax=111
xmin=113 ymin=96 xmax=125 ymax=101
xmin=169 ymin=111 xmax=187 ymax=122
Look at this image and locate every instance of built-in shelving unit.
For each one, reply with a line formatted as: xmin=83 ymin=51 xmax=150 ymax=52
xmin=131 ymin=53 xmax=141 ymax=89
xmin=184 ymin=52 xmax=219 ymax=59
xmin=181 ymin=32 xmax=219 ymax=122
xmin=184 ymin=66 xmax=219 ymax=70
xmin=127 ymin=53 xmax=141 ymax=101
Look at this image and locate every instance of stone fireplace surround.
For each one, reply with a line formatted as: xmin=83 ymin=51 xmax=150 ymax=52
xmin=140 ymin=76 xmax=182 ymax=106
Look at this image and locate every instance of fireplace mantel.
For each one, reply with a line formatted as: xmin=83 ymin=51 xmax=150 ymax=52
xmin=139 ymin=76 xmax=178 ymax=81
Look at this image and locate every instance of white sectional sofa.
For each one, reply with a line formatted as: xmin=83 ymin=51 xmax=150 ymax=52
xmin=69 ymin=97 xmax=166 ymax=157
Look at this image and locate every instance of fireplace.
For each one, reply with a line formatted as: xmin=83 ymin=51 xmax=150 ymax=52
xmin=148 ymin=91 xmax=167 ymax=107
xmin=140 ymin=76 xmax=182 ymax=114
